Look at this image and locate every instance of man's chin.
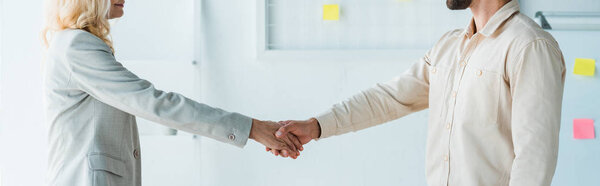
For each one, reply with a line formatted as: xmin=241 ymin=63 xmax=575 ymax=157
xmin=446 ymin=0 xmax=472 ymax=10
xmin=447 ymin=6 xmax=469 ymax=10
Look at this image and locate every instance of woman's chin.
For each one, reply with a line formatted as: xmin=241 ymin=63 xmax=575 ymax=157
xmin=109 ymin=12 xmax=124 ymax=19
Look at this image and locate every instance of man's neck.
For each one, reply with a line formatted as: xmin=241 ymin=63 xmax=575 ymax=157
xmin=469 ymin=0 xmax=510 ymax=34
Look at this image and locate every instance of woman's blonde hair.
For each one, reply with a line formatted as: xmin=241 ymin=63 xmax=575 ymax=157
xmin=42 ymin=0 xmax=114 ymax=53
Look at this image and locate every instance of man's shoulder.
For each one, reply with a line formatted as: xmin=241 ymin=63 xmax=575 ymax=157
xmin=501 ymin=13 xmax=560 ymax=49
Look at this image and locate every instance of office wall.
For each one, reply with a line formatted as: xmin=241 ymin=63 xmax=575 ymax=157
xmin=0 ymin=1 xmax=46 ymax=186
xmin=547 ymin=30 xmax=600 ymax=186
xmin=519 ymin=0 xmax=600 ymax=17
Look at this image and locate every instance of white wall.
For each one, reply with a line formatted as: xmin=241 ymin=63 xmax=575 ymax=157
xmin=0 ymin=1 xmax=46 ymax=186
xmin=519 ymin=0 xmax=600 ymax=17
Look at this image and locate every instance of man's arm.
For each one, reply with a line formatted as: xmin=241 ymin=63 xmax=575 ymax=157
xmin=272 ymin=54 xmax=432 ymax=150
xmin=508 ymin=39 xmax=565 ymax=186
xmin=314 ymin=56 xmax=432 ymax=139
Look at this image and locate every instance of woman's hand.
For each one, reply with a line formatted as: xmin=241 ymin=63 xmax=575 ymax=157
xmin=265 ymin=118 xmax=321 ymax=158
xmin=249 ymin=119 xmax=303 ymax=159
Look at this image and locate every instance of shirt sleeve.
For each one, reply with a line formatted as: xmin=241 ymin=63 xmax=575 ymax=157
xmin=64 ymin=31 xmax=252 ymax=148
xmin=315 ymin=55 xmax=431 ymax=139
xmin=508 ymin=39 xmax=565 ymax=185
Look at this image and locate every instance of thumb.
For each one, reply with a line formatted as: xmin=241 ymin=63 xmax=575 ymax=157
xmin=275 ymin=123 xmax=297 ymax=138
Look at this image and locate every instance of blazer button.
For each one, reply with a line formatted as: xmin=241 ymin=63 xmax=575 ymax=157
xmin=133 ymin=149 xmax=140 ymax=159
xmin=228 ymin=134 xmax=236 ymax=141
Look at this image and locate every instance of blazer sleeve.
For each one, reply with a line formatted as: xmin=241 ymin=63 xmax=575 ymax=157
xmin=315 ymin=55 xmax=431 ymax=139
xmin=64 ymin=31 xmax=252 ymax=148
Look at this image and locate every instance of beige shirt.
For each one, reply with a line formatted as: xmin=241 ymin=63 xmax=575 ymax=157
xmin=315 ymin=1 xmax=566 ymax=186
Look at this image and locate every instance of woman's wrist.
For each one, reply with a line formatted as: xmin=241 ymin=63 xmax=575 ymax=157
xmin=249 ymin=119 xmax=260 ymax=140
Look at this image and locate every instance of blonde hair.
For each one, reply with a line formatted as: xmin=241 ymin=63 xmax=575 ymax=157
xmin=42 ymin=0 xmax=114 ymax=53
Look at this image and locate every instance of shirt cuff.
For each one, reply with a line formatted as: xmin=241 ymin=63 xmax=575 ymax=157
xmin=227 ymin=112 xmax=253 ymax=148
xmin=314 ymin=111 xmax=338 ymax=139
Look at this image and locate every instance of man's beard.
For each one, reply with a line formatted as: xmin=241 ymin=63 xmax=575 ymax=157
xmin=446 ymin=0 xmax=473 ymax=10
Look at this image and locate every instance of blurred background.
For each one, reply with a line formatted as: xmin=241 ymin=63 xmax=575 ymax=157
xmin=0 ymin=0 xmax=599 ymax=185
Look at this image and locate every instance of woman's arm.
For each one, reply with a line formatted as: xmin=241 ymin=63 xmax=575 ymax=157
xmin=61 ymin=30 xmax=298 ymax=155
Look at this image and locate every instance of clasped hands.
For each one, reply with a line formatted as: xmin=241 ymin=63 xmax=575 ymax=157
xmin=249 ymin=118 xmax=321 ymax=159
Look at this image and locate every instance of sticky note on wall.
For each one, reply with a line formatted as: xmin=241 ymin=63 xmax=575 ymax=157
xmin=323 ymin=4 xmax=339 ymax=20
xmin=573 ymin=58 xmax=596 ymax=76
xmin=573 ymin=119 xmax=595 ymax=139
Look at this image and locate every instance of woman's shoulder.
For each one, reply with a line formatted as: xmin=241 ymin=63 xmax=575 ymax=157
xmin=52 ymin=29 xmax=109 ymax=52
xmin=56 ymin=29 xmax=99 ymax=41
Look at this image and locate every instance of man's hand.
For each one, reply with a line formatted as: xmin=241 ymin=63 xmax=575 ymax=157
xmin=249 ymin=119 xmax=302 ymax=159
xmin=266 ymin=118 xmax=321 ymax=157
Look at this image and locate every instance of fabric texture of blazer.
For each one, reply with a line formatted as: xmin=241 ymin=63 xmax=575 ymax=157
xmin=44 ymin=29 xmax=252 ymax=186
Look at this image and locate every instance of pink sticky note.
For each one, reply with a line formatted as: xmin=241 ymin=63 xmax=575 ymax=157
xmin=573 ymin=119 xmax=595 ymax=139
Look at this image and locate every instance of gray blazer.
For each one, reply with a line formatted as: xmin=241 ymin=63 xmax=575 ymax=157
xmin=44 ymin=29 xmax=252 ymax=186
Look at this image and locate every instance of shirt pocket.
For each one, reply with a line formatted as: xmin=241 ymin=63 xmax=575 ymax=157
xmin=428 ymin=65 xmax=452 ymax=120
xmin=455 ymin=67 xmax=501 ymax=126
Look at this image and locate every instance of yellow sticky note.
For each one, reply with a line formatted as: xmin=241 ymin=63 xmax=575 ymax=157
xmin=573 ymin=58 xmax=596 ymax=76
xmin=323 ymin=4 xmax=339 ymax=21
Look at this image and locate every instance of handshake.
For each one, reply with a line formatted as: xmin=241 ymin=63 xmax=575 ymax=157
xmin=249 ymin=118 xmax=321 ymax=159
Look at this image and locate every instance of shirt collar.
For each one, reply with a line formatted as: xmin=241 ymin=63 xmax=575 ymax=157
xmin=462 ymin=0 xmax=520 ymax=38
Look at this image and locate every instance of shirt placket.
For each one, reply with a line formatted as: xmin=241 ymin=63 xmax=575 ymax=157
xmin=441 ymin=34 xmax=482 ymax=186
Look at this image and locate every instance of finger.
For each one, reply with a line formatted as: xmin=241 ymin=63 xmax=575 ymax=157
xmin=266 ymin=147 xmax=271 ymax=152
xmin=281 ymin=150 xmax=290 ymax=158
xmin=275 ymin=141 xmax=294 ymax=157
xmin=276 ymin=123 xmax=297 ymax=138
xmin=283 ymin=149 xmax=296 ymax=159
xmin=280 ymin=135 xmax=298 ymax=154
xmin=273 ymin=149 xmax=283 ymax=157
xmin=269 ymin=149 xmax=278 ymax=156
xmin=288 ymin=133 xmax=303 ymax=153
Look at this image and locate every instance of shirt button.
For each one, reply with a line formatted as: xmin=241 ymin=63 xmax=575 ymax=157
xmin=459 ymin=61 xmax=466 ymax=67
xmin=133 ymin=149 xmax=140 ymax=159
xmin=451 ymin=91 xmax=457 ymax=98
xmin=443 ymin=155 xmax=449 ymax=161
xmin=431 ymin=68 xmax=437 ymax=74
xmin=477 ymin=70 xmax=483 ymax=76
xmin=228 ymin=134 xmax=236 ymax=141
xmin=446 ymin=123 xmax=451 ymax=129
